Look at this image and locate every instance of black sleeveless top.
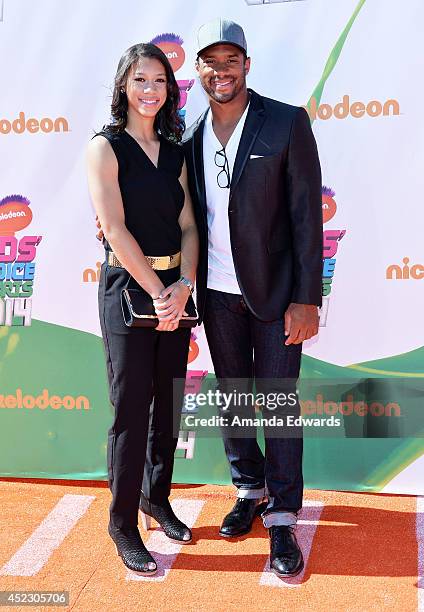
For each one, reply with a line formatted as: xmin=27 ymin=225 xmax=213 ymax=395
xmin=96 ymin=129 xmax=185 ymax=256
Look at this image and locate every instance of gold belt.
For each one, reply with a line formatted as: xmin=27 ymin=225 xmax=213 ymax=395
xmin=107 ymin=251 xmax=181 ymax=271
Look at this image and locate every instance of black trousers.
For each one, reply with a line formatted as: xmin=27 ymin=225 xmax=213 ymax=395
xmin=99 ymin=263 xmax=190 ymax=529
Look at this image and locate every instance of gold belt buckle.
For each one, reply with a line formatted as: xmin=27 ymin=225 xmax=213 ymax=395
xmin=146 ymin=253 xmax=181 ymax=270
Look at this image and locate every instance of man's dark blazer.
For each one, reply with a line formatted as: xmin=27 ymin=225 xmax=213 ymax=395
xmin=182 ymin=88 xmax=323 ymax=324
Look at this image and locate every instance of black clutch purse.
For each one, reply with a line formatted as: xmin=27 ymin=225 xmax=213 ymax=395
xmin=121 ymin=286 xmax=198 ymax=328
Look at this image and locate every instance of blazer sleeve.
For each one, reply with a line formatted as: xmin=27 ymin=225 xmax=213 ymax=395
xmin=285 ymin=107 xmax=323 ymax=306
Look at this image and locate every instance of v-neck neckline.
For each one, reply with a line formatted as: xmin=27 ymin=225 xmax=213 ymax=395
xmin=206 ymin=102 xmax=250 ymax=152
xmin=123 ymin=129 xmax=162 ymax=170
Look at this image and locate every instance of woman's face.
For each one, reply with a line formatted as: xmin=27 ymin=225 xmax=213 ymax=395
xmin=124 ymin=56 xmax=168 ymax=120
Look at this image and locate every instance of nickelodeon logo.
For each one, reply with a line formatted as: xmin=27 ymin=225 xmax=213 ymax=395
xmin=0 ymin=111 xmax=69 ymax=135
xmin=150 ymin=33 xmax=185 ymax=73
xmin=304 ymin=95 xmax=400 ymax=121
xmin=0 ymin=195 xmax=32 ymax=235
xmin=386 ymin=257 xmax=424 ymax=280
xmin=83 ymin=262 xmax=101 ymax=282
xmin=0 ymin=389 xmax=90 ymax=410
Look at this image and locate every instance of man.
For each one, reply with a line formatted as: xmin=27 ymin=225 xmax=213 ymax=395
xmin=182 ymin=19 xmax=322 ymax=577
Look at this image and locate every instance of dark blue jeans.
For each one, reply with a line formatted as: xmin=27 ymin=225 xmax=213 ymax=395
xmin=203 ymin=289 xmax=303 ymax=525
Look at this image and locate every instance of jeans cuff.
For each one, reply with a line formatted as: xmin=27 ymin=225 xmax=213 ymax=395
xmin=262 ymin=511 xmax=298 ymax=527
xmin=236 ymin=487 xmax=266 ymax=500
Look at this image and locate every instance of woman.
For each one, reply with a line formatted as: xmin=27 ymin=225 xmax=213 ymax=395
xmin=87 ymin=43 xmax=198 ymax=576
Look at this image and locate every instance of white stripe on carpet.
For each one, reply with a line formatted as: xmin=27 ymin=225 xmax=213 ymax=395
xmin=126 ymin=498 xmax=205 ymax=582
xmin=0 ymin=494 xmax=95 ymax=577
xmin=259 ymin=500 xmax=324 ymax=588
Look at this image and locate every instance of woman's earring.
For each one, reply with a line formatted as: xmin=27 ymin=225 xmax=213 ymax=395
xmin=120 ymin=88 xmax=125 ymax=94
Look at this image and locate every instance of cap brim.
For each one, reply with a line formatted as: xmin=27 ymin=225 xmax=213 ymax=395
xmin=197 ymin=41 xmax=247 ymax=56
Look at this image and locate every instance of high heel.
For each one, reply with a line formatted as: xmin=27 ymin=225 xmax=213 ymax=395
xmin=139 ymin=491 xmax=192 ymax=544
xmin=108 ymin=523 xmax=157 ymax=575
xmin=140 ymin=511 xmax=152 ymax=531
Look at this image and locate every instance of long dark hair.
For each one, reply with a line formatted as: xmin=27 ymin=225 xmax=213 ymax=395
xmin=104 ymin=43 xmax=184 ymax=142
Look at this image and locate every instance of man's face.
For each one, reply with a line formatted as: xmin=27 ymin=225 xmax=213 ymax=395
xmin=196 ymin=44 xmax=250 ymax=104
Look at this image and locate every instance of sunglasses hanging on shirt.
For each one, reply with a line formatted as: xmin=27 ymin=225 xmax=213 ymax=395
xmin=214 ymin=147 xmax=231 ymax=189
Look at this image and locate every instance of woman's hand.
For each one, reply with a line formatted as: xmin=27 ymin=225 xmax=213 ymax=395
xmin=154 ymin=282 xmax=190 ymax=331
xmin=155 ymin=317 xmax=180 ymax=332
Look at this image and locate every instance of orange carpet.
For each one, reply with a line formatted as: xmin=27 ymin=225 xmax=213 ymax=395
xmin=0 ymin=480 xmax=420 ymax=611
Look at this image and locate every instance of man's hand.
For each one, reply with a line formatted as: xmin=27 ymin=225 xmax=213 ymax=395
xmin=154 ymin=282 xmax=190 ymax=332
xmin=155 ymin=282 xmax=190 ymax=320
xmin=284 ymin=303 xmax=319 ymax=345
xmin=96 ymin=215 xmax=104 ymax=242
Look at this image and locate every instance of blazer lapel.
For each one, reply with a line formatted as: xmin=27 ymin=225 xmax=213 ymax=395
xmin=191 ymin=111 xmax=208 ymax=219
xmin=230 ymin=90 xmax=266 ymax=200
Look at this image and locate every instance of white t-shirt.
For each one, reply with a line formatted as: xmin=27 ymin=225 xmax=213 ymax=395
xmin=203 ymin=103 xmax=250 ymax=294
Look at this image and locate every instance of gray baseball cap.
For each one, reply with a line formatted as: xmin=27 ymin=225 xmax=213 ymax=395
xmin=197 ymin=18 xmax=247 ymax=56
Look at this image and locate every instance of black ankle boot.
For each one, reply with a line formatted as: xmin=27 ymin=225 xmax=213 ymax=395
xmin=139 ymin=491 xmax=192 ymax=543
xmin=108 ymin=523 xmax=157 ymax=575
xmin=269 ymin=525 xmax=304 ymax=577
